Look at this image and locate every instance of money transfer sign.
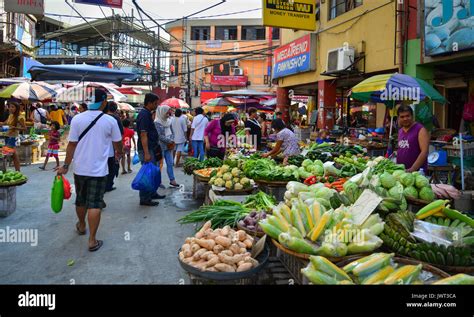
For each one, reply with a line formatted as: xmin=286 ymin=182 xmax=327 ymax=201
xmin=262 ymin=0 xmax=316 ymax=31
xmin=272 ymin=33 xmax=316 ymax=79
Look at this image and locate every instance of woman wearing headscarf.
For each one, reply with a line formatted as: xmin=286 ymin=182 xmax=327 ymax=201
xmin=155 ymin=105 xmax=179 ymax=188
xmin=204 ymin=112 xmax=236 ymax=160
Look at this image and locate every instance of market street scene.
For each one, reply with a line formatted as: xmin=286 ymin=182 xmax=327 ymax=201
xmin=0 ymin=0 xmax=474 ymax=291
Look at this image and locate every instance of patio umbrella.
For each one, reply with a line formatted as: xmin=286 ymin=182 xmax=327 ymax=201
xmin=54 ymin=82 xmax=127 ymax=103
xmin=205 ymin=97 xmax=233 ymax=107
xmin=160 ymin=97 xmax=189 ymax=109
xmin=261 ymin=98 xmax=277 ymax=107
xmin=0 ymin=82 xmax=57 ymax=101
xmin=350 ymin=73 xmax=447 ymax=104
xmin=118 ymin=102 xmax=135 ymax=112
xmin=28 ymin=64 xmax=137 ymax=85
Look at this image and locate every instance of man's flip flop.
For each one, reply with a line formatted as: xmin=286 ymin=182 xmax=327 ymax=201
xmin=89 ymin=240 xmax=103 ymax=252
xmin=76 ymin=222 xmax=86 ymax=235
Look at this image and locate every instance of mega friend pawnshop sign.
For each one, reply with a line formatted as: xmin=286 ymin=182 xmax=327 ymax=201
xmin=74 ymin=0 xmax=123 ymax=8
xmin=272 ymin=33 xmax=316 ymax=79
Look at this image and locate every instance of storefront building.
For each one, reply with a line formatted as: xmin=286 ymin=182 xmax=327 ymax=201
xmin=274 ymin=0 xmax=399 ymax=130
xmin=404 ymin=0 xmax=474 ymax=133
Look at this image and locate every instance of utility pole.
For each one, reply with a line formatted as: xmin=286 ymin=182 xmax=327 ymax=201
xmin=183 ymin=17 xmax=191 ymax=105
xmin=157 ymin=27 xmax=161 ymax=88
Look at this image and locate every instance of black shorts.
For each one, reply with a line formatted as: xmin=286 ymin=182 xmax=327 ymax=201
xmin=74 ymin=174 xmax=107 ymax=209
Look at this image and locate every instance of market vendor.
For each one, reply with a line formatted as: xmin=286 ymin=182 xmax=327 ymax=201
xmin=204 ymin=113 xmax=235 ymax=160
xmin=396 ymin=105 xmax=430 ymax=172
xmin=0 ymin=102 xmax=26 ymax=171
xmin=245 ymin=107 xmax=262 ymax=150
xmin=262 ymin=118 xmax=300 ymax=164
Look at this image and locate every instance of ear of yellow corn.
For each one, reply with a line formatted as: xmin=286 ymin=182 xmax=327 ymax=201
xmin=303 ymin=205 xmax=315 ymax=231
xmin=291 ymin=205 xmax=307 ymax=236
xmin=311 ymin=201 xmax=322 ymax=225
xmin=361 ymin=265 xmax=395 ymax=285
xmin=433 ymin=274 xmax=474 ymax=285
xmin=384 ymin=264 xmax=422 ymax=285
xmin=415 ymin=200 xmax=448 ymax=220
xmin=301 ymin=266 xmax=339 ymax=285
xmin=307 ymin=212 xmax=331 ymax=242
xmin=280 ymin=204 xmax=292 ymax=223
xmin=352 ymin=253 xmax=394 ymax=277
xmin=309 ymin=256 xmax=352 ymax=282
xmin=268 ymin=215 xmax=290 ymax=232
xmin=343 ymin=253 xmax=386 ymax=273
xmin=338 ymin=280 xmax=355 ymax=285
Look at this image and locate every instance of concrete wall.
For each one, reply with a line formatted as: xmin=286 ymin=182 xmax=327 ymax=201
xmin=277 ymin=0 xmax=397 ymax=88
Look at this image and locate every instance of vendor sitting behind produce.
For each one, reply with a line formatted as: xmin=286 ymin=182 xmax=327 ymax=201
xmin=396 ymin=105 xmax=430 ymax=172
xmin=0 ymin=102 xmax=26 ymax=171
xmin=316 ymin=129 xmax=330 ymax=144
xmin=262 ymin=118 xmax=300 ymax=164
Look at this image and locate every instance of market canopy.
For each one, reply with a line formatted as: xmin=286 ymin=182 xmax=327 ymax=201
xmin=54 ymin=82 xmax=127 ymax=103
xmin=350 ymin=73 xmax=447 ymax=104
xmin=220 ymin=89 xmax=275 ymax=97
xmin=160 ymin=97 xmax=190 ymax=109
xmin=0 ymin=82 xmax=57 ymax=101
xmin=28 ymin=64 xmax=138 ymax=85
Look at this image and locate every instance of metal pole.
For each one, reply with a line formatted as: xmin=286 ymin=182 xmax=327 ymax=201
xmin=460 ymin=132 xmax=465 ymax=191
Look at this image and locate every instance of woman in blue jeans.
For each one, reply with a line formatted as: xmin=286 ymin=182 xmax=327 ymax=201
xmin=155 ymin=105 xmax=180 ymax=188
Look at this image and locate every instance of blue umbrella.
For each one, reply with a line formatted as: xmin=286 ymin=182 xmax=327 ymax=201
xmin=28 ymin=64 xmax=137 ymax=85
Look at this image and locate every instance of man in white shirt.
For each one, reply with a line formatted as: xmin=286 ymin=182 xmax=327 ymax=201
xmin=56 ymin=89 xmax=123 ymax=252
xmin=189 ymin=107 xmax=208 ymax=161
xmin=30 ymin=103 xmax=50 ymax=129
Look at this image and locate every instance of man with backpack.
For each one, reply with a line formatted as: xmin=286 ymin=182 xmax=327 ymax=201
xmin=30 ymin=103 xmax=49 ymax=128
xmin=56 ymin=88 xmax=123 ymax=252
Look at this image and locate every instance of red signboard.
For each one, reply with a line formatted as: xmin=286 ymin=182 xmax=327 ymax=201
xmin=74 ymin=0 xmax=123 ymax=8
xmin=211 ymin=75 xmax=247 ymax=86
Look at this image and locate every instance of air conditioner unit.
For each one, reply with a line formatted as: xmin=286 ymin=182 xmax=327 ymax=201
xmin=204 ymin=67 xmax=212 ymax=74
xmin=233 ymin=68 xmax=244 ymax=76
xmin=326 ymin=46 xmax=355 ymax=72
xmin=230 ymin=60 xmax=239 ymax=67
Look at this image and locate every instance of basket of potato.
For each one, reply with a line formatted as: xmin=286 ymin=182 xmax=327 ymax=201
xmin=178 ymin=221 xmax=269 ymax=281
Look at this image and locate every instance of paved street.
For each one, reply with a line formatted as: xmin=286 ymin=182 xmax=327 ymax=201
xmin=0 ymin=155 xmax=201 ymax=284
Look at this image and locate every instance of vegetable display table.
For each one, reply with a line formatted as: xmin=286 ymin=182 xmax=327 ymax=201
xmin=254 ymin=179 xmax=288 ymax=202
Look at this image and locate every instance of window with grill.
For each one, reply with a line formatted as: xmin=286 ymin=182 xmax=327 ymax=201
xmin=190 ymin=26 xmax=210 ymax=41
xmin=215 ymin=26 xmax=237 ymax=41
xmin=272 ymin=28 xmax=280 ymax=40
xmin=242 ymin=26 xmax=266 ymax=40
xmin=329 ymin=0 xmax=362 ymax=20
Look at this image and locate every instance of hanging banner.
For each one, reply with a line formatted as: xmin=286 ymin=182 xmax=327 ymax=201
xmin=4 ymin=0 xmax=44 ymax=15
xmin=272 ymin=33 xmax=316 ymax=79
xmin=424 ymin=0 xmax=474 ymax=56
xmin=211 ymin=75 xmax=248 ymax=86
xmin=74 ymin=0 xmax=123 ymax=8
xmin=262 ymin=0 xmax=316 ymax=31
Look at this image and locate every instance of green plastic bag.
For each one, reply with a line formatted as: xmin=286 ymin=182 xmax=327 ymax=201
xmin=51 ymin=175 xmax=64 ymax=213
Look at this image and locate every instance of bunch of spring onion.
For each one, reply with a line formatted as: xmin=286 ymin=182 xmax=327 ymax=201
xmin=242 ymin=191 xmax=276 ymax=212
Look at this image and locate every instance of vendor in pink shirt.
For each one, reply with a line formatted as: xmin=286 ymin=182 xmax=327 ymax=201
xmin=204 ymin=113 xmax=236 ymax=160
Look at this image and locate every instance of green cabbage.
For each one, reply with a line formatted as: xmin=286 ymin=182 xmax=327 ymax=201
xmin=392 ymin=170 xmax=405 ymax=180
xmin=403 ymin=186 xmax=418 ymax=199
xmin=388 ymin=182 xmax=404 ymax=200
xmin=419 ymin=187 xmax=435 ymax=202
xmin=314 ymin=187 xmax=335 ymax=200
xmin=400 ymin=172 xmax=415 ymax=187
xmin=302 ymin=159 xmax=313 ymax=168
xmin=415 ymin=174 xmax=430 ymax=189
xmin=380 ymin=172 xmax=397 ymax=189
xmin=310 ymin=165 xmax=324 ymax=176
xmin=343 ymin=181 xmax=361 ymax=203
xmin=314 ymin=160 xmax=324 ymax=167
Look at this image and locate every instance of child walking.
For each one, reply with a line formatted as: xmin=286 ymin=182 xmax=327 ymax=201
xmin=121 ymin=119 xmax=136 ymax=174
xmin=40 ymin=121 xmax=60 ymax=170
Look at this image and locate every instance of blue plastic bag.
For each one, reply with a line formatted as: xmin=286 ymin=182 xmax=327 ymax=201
xmin=132 ymin=151 xmax=140 ymax=165
xmin=131 ymin=162 xmax=161 ymax=192
xmin=183 ymin=142 xmax=189 ymax=153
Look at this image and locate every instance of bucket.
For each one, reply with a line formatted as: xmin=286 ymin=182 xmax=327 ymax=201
xmin=453 ymin=191 xmax=473 ymax=214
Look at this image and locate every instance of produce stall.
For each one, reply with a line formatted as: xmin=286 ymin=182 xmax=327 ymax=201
xmin=177 ymin=139 xmax=474 ymax=284
xmin=0 ymin=170 xmax=28 ymax=217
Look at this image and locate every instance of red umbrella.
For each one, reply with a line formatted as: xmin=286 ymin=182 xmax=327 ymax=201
xmin=160 ymin=97 xmax=190 ymax=109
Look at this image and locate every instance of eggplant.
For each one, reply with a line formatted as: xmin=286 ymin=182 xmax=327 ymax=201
xmin=250 ymin=211 xmax=257 ymax=217
xmin=244 ymin=218 xmax=252 ymax=226
xmin=261 ymin=213 xmax=267 ymax=219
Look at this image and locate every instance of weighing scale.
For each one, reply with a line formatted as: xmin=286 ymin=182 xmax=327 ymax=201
xmin=428 ymin=141 xmax=448 ymax=166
